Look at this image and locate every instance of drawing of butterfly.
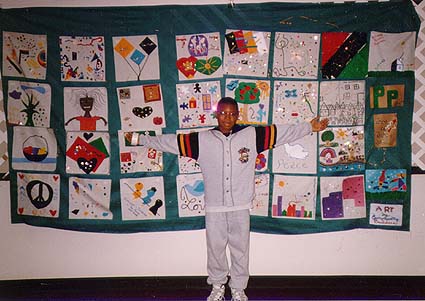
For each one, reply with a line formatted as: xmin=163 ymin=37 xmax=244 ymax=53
xmin=284 ymin=89 xmax=298 ymax=98
xmin=226 ymin=80 xmax=239 ymax=91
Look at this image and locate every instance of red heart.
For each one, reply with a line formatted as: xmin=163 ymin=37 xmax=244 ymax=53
xmin=49 ymin=210 xmax=57 ymax=217
xmin=53 ymin=175 xmax=59 ymax=181
xmin=176 ymin=56 xmax=197 ymax=79
xmin=18 ymin=173 xmax=24 ymax=179
xmin=18 ymin=208 xmax=24 ymax=214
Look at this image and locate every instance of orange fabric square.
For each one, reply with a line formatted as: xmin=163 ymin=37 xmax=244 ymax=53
xmin=143 ymin=84 xmax=161 ymax=102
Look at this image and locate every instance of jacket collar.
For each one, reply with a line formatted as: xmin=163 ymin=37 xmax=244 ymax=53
xmin=212 ymin=124 xmax=248 ymax=136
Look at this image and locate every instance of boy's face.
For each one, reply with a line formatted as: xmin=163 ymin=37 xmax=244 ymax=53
xmin=215 ymin=103 xmax=239 ymax=135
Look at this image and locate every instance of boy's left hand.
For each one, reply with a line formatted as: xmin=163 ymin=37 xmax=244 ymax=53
xmin=310 ymin=117 xmax=329 ymax=132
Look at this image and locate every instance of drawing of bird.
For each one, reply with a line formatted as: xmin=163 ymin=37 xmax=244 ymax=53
xmin=184 ymin=180 xmax=204 ymax=196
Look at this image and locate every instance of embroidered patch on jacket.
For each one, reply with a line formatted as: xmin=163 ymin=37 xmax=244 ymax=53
xmin=238 ymin=147 xmax=250 ymax=163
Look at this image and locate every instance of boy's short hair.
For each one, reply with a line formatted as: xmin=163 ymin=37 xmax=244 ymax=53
xmin=217 ymin=97 xmax=239 ymax=111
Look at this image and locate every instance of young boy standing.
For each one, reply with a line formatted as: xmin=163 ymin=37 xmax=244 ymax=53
xmin=126 ymin=97 xmax=328 ymax=301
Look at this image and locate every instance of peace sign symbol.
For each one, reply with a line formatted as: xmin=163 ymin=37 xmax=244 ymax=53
xmin=26 ymin=180 xmax=53 ymax=209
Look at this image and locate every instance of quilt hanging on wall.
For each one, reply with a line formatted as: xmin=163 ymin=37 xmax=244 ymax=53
xmin=0 ymin=0 xmax=420 ymax=234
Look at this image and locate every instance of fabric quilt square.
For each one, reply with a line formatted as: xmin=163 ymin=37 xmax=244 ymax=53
xmin=273 ymin=32 xmax=320 ymax=79
xmin=373 ymin=113 xmax=398 ymax=148
xmin=251 ymin=173 xmax=270 ymax=217
xmin=113 ymin=35 xmax=160 ymax=82
xmin=17 ymin=172 xmax=60 ymax=218
xmin=369 ymin=203 xmax=403 ymax=227
xmin=2 ymin=31 xmax=47 ymax=79
xmin=177 ymin=173 xmax=205 ymax=217
xmin=320 ymin=175 xmax=366 ymax=220
xmin=117 ymin=84 xmax=166 ymax=130
xmin=118 ymin=129 xmax=163 ymax=173
xmin=272 ymin=175 xmax=317 ymax=219
xmin=176 ymin=81 xmax=220 ymax=128
xmin=120 ymin=176 xmax=166 ymax=220
xmin=66 ymin=131 xmax=110 ymax=175
xmin=12 ymin=126 xmax=57 ymax=171
xmin=60 ymin=36 xmax=105 ymax=81
xmin=69 ymin=177 xmax=113 ymax=219
xmin=319 ymin=126 xmax=365 ymax=173
xmin=272 ymin=132 xmax=317 ymax=174
xmin=175 ymin=32 xmax=223 ymax=81
xmin=273 ymin=80 xmax=318 ymax=125
xmin=321 ymin=32 xmax=368 ymax=79
xmin=369 ymin=84 xmax=405 ymax=109
xmin=7 ymin=81 xmax=51 ymax=127
xmin=368 ymin=31 xmax=416 ymax=72
xmin=223 ymin=29 xmax=270 ymax=77
xmin=365 ymin=169 xmax=407 ymax=193
xmin=0 ymin=93 xmax=8 ymax=177
xmin=225 ymin=78 xmax=270 ymax=125
xmin=64 ymin=87 xmax=108 ymax=131
xmin=319 ymin=80 xmax=365 ymax=126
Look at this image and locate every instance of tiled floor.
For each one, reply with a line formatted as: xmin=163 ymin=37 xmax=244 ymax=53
xmin=0 ymin=276 xmax=424 ymax=301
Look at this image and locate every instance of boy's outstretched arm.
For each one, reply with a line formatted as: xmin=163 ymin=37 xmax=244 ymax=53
xmin=310 ymin=117 xmax=329 ymax=132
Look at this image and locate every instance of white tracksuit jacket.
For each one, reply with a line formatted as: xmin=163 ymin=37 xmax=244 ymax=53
xmin=130 ymin=122 xmax=312 ymax=212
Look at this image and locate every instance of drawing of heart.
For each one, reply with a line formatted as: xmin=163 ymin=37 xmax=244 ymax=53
xmin=18 ymin=208 xmax=24 ymax=214
xmin=176 ymin=56 xmax=197 ymax=78
xmin=49 ymin=210 xmax=57 ymax=216
xmin=195 ymin=56 xmax=222 ymax=75
xmin=77 ymin=157 xmax=98 ymax=174
xmin=133 ymin=106 xmax=153 ymax=119
xmin=83 ymin=132 xmax=94 ymax=140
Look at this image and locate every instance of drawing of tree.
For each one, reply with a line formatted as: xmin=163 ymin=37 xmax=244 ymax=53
xmin=21 ymin=93 xmax=39 ymax=126
xmin=235 ymin=82 xmax=260 ymax=122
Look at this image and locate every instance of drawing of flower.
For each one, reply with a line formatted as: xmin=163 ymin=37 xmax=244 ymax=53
xmin=336 ymin=128 xmax=348 ymax=139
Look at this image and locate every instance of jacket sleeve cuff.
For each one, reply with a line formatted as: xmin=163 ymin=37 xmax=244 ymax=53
xmin=131 ymin=132 xmax=139 ymax=146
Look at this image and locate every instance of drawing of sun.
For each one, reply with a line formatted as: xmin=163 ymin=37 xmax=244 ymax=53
xmin=336 ymin=128 xmax=348 ymax=139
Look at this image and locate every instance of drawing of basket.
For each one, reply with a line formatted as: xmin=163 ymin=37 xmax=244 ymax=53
xmin=22 ymin=135 xmax=49 ymax=162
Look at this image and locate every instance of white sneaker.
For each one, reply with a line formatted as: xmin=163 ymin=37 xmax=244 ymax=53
xmin=207 ymin=284 xmax=225 ymax=301
xmin=231 ymin=288 xmax=248 ymax=301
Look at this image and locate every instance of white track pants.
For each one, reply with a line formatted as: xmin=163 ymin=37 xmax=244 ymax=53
xmin=205 ymin=209 xmax=250 ymax=290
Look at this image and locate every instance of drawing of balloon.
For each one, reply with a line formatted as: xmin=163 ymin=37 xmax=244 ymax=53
xmin=139 ymin=37 xmax=157 ymax=55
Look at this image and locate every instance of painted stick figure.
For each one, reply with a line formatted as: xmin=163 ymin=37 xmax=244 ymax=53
xmin=66 ymin=94 xmax=107 ymax=131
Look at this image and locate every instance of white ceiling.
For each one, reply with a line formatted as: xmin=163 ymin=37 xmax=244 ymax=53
xmin=0 ymin=0 xmax=386 ymax=9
